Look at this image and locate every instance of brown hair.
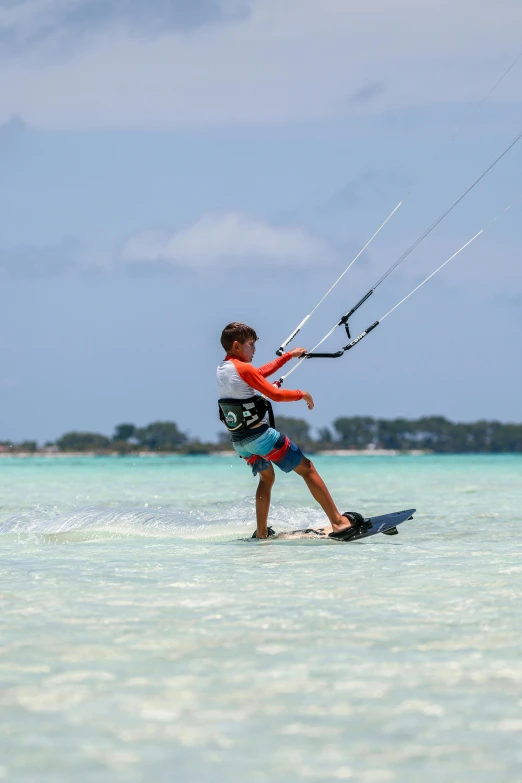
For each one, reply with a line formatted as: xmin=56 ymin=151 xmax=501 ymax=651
xmin=220 ymin=322 xmax=258 ymax=352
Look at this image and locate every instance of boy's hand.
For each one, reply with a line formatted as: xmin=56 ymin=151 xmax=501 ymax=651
xmin=289 ymin=347 xmax=307 ymax=358
xmin=303 ymin=392 xmax=314 ymax=410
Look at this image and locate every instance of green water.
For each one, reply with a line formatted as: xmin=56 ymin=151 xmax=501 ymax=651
xmin=1 ymin=455 xmax=521 ymax=782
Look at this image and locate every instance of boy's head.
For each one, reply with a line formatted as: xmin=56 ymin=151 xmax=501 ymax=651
xmin=221 ymin=322 xmax=258 ymax=362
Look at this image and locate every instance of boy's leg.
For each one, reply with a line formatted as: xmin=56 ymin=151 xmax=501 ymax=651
xmin=256 ymin=463 xmax=275 ymax=539
xmin=293 ymin=457 xmax=354 ymax=534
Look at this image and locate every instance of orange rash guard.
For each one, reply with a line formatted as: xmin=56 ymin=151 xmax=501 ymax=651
xmin=216 ymin=353 xmax=304 ymax=403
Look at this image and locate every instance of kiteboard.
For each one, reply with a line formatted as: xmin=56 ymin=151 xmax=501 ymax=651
xmin=269 ymin=508 xmax=416 ymax=542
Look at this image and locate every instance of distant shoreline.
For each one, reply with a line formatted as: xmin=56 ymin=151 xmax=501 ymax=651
xmin=3 ymin=416 xmax=521 ymax=455
xmin=0 ymin=449 xmax=421 ymax=458
xmin=3 ymin=449 xmax=521 ymax=459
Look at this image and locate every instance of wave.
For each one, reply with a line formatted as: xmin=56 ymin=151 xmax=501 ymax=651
xmin=0 ymin=500 xmax=324 ymax=542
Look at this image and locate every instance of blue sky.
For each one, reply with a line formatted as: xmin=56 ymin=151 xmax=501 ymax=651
xmin=1 ymin=0 xmax=521 ymax=443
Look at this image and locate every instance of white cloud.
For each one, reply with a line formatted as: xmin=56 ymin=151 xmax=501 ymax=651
xmin=121 ymin=212 xmax=334 ymax=267
xmin=1 ymin=0 xmax=521 ymax=128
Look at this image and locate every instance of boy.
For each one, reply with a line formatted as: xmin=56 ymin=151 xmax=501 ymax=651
xmin=217 ymin=322 xmax=367 ymax=540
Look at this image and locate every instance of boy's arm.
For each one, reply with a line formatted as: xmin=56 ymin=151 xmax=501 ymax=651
xmin=257 ymin=352 xmax=293 ymax=378
xmin=232 ymin=359 xmax=303 ymax=402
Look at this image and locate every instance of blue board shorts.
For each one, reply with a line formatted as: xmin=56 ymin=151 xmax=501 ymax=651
xmin=232 ymin=427 xmax=304 ymax=476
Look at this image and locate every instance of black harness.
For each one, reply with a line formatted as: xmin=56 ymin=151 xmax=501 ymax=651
xmin=218 ymin=396 xmax=275 ymax=433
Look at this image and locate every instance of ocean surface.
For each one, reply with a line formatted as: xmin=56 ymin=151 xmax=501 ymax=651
xmin=1 ymin=454 xmax=521 ymax=783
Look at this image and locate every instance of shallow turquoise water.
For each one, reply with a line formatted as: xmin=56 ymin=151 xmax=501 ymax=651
xmin=1 ymin=455 xmax=521 ymax=782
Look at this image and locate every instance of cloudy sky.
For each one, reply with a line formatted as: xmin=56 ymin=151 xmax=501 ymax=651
xmin=1 ymin=0 xmax=521 ymax=443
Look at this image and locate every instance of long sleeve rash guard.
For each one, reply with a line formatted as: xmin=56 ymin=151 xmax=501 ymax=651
xmin=216 ymin=353 xmax=304 ymax=404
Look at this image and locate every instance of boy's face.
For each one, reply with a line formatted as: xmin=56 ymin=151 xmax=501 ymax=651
xmin=232 ymin=338 xmax=256 ymax=362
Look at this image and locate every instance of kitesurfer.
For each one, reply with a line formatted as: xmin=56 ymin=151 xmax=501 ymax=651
xmin=217 ymin=322 xmax=367 ymax=540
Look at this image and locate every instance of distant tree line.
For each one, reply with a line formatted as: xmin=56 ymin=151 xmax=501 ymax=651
xmin=54 ymin=422 xmax=194 ymax=453
xmin=329 ymin=416 xmax=522 ymax=453
xmin=1 ymin=416 xmax=522 ymax=454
